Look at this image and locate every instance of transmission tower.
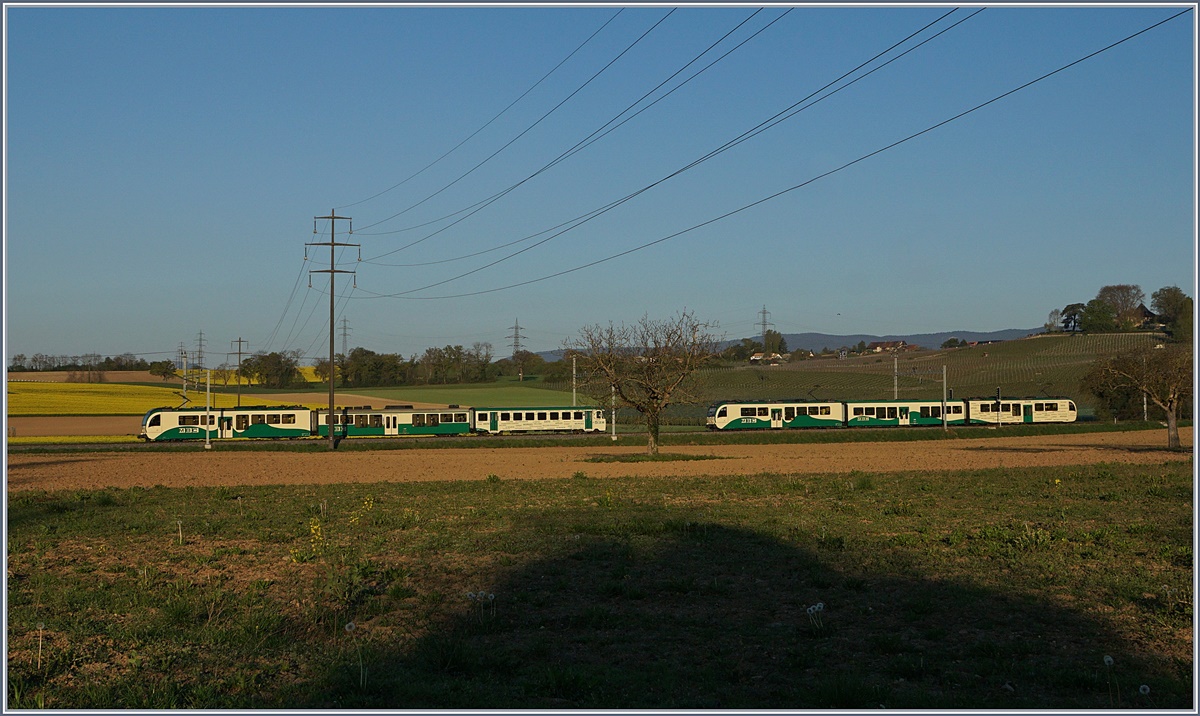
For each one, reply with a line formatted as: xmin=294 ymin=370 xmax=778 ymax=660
xmin=509 ymin=319 xmax=526 ymax=381
xmin=308 ymin=210 xmax=357 ymax=450
xmin=195 ymin=330 xmax=207 ymax=369
xmin=758 ymin=306 xmax=774 ymax=351
xmin=339 ymin=317 xmax=352 ymax=357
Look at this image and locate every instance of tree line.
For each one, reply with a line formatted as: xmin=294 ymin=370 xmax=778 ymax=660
xmin=1046 ymin=284 xmax=1192 ymax=343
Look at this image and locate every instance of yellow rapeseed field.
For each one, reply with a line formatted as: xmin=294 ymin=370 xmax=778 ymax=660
xmin=6 ymin=382 xmax=297 ymax=416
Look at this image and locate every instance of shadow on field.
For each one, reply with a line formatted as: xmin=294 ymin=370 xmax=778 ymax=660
xmin=279 ymin=510 xmax=1182 ymax=710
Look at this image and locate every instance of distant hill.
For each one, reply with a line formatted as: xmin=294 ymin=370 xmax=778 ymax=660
xmin=536 ymin=328 xmax=1043 ymax=361
xmin=776 ymin=328 xmax=1042 ymax=353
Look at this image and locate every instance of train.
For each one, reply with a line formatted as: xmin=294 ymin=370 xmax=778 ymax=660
xmin=705 ymin=397 xmax=1077 ymax=430
xmin=139 ymin=404 xmax=608 ymax=442
xmin=139 ymin=395 xmax=1078 ymax=442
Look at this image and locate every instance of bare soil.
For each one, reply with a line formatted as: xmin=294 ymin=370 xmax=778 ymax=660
xmin=5 ymin=428 xmax=1191 ymax=492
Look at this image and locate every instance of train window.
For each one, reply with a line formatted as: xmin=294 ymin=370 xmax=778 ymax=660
xmin=236 ymin=415 xmax=248 ymax=430
xmin=429 ymin=414 xmax=440 ymax=426
xmin=920 ymin=407 xmax=930 ymax=418
xmin=980 ymin=403 xmax=991 ymax=412
xmin=1046 ymin=403 xmax=1057 ymax=411
xmin=785 ymin=407 xmax=794 ymax=420
xmin=575 ymin=412 xmax=584 ymax=420
xmin=717 ymin=407 xmax=727 ymax=418
xmin=354 ymin=415 xmax=367 ymax=428
xmin=821 ymin=406 xmax=831 ymax=415
xmin=149 ymin=415 xmax=161 ymax=427
xmin=283 ymin=414 xmax=296 ymax=425
xmin=1068 ymin=402 xmax=1075 ymax=411
xmin=413 ymin=414 xmax=426 ymax=427
xmin=525 ymin=412 xmax=535 ymax=421
xmin=180 ymin=415 xmax=198 ymax=426
xmin=887 ymin=407 xmax=898 ymax=419
xmin=370 ymin=415 xmax=383 ymax=428
xmin=865 ymin=407 xmax=875 ymax=416
xmin=853 ymin=407 xmax=863 ymax=416
xmin=741 ymin=407 xmax=756 ymax=417
xmin=252 ymin=414 xmax=266 ymax=425
xmin=500 ymin=412 xmax=510 ymax=421
xmin=537 ymin=412 xmax=547 ymax=421
xmin=595 ymin=411 xmax=603 ymax=419
xmin=453 ymin=413 xmax=466 ymax=423
xmin=1000 ymin=403 xmax=1010 ymax=412
xmin=758 ymin=407 xmax=769 ymax=417
xmin=1034 ymin=403 xmax=1044 ymax=412
xmin=1012 ymin=404 xmax=1021 ymax=416
xmin=932 ymin=407 xmax=941 ymax=418
xmin=955 ymin=406 xmax=963 ymax=414
xmin=438 ymin=414 xmax=450 ymax=424
xmin=267 ymin=414 xmax=281 ymax=425
xmin=550 ymin=412 xmax=559 ymax=420
xmin=478 ymin=412 xmax=488 ymax=422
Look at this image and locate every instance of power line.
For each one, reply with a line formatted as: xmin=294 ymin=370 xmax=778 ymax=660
xmin=354 ymin=9 xmax=676 ymax=234
xmin=335 ymin=9 xmax=625 ymax=212
xmin=361 ymin=8 xmax=788 ymax=268
xmin=354 ymin=8 xmax=1190 ymax=301
xmin=356 ymin=8 xmax=970 ymax=297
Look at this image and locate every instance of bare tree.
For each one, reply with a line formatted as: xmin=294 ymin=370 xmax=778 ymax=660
xmin=1081 ymin=344 xmax=1193 ymax=449
xmin=566 ymin=311 xmax=717 ymax=455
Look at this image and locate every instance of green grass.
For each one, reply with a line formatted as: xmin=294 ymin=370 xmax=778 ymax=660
xmin=7 ymin=459 xmax=1192 ymax=709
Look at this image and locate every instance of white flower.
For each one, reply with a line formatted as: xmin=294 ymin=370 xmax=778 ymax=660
xmin=488 ymin=593 xmax=495 ymax=601
xmin=1104 ymin=655 xmax=1114 ymax=667
xmin=467 ymin=591 xmax=476 ymax=601
xmin=816 ymin=602 xmax=825 ymax=611
xmin=344 ymin=622 xmax=356 ymax=633
xmin=806 ymin=606 xmax=814 ymax=615
xmin=36 ymin=622 xmax=44 ymax=630
xmin=1140 ymin=685 xmax=1150 ymax=696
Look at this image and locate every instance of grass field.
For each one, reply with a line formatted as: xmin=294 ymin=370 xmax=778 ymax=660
xmin=6 ymin=460 xmax=1191 ymax=709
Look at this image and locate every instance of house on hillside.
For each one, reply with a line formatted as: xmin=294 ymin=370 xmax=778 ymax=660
xmin=867 ymin=341 xmax=906 ymax=353
xmin=1136 ymin=304 xmax=1162 ymax=329
xmin=749 ymin=352 xmax=787 ymax=365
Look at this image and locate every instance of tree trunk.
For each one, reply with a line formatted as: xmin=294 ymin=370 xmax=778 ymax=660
xmin=646 ymin=414 xmax=660 ymax=456
xmin=1166 ymin=407 xmax=1181 ymax=450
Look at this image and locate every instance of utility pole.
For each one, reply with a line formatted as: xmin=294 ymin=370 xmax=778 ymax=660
xmin=231 ymin=337 xmax=248 ymax=407
xmin=894 ymin=354 xmax=898 ymax=400
xmin=309 ymin=211 xmax=357 ymax=450
xmin=509 ymin=319 xmax=525 ymax=381
xmin=178 ymin=343 xmax=188 ymax=399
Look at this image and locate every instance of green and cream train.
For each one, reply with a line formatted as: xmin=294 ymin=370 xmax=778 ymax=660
xmin=706 ymin=397 xmax=1077 ymax=430
xmin=139 ymin=404 xmax=608 ymax=442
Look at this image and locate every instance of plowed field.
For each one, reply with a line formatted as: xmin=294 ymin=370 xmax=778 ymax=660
xmin=6 ymin=428 xmax=1191 ymax=492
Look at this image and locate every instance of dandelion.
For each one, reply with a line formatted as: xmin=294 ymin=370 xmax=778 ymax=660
xmin=344 ymin=621 xmax=356 ymax=633
xmin=344 ymin=622 xmax=364 ymax=688
xmin=1139 ymin=685 xmax=1150 ymax=696
xmin=1104 ymin=655 xmax=1114 ymax=667
xmin=467 ymin=592 xmax=476 ymax=601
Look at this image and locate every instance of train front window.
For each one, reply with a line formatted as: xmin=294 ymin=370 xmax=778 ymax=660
xmin=149 ymin=415 xmax=161 ymax=427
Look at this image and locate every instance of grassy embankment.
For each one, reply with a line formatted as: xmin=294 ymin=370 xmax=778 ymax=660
xmin=6 ymin=460 xmax=1192 ymax=709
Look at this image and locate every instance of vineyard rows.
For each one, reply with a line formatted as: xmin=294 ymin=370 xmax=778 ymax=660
xmin=544 ymin=333 xmax=1165 ymax=424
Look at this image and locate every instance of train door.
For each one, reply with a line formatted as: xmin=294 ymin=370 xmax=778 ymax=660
xmin=898 ymin=407 xmax=910 ymax=426
xmin=770 ymin=408 xmax=783 ymax=429
xmin=491 ymin=412 xmax=500 ymax=432
xmin=219 ymin=416 xmax=233 ymax=439
xmin=585 ymin=411 xmax=593 ymax=430
xmin=1023 ymin=404 xmax=1033 ymax=423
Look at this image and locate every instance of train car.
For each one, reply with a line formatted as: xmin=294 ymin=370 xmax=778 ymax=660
xmin=844 ymin=400 xmax=968 ymax=427
xmin=314 ymin=405 xmax=472 ymax=438
xmin=473 ymin=406 xmax=607 ymax=434
xmin=140 ymin=406 xmax=312 ymax=441
xmin=706 ymin=400 xmax=846 ymax=430
xmin=965 ymin=397 xmax=1077 ymax=425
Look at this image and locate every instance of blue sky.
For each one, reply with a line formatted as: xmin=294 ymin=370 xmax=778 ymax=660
xmin=4 ymin=4 xmax=1195 ymax=364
